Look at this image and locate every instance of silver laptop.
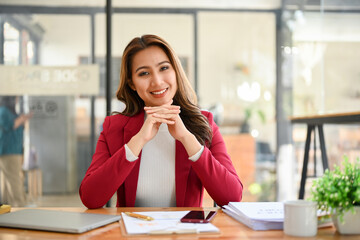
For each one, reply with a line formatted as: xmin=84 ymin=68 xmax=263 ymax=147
xmin=0 ymin=209 xmax=121 ymax=233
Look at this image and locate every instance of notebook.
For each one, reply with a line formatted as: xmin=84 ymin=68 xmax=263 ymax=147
xmin=0 ymin=209 xmax=121 ymax=233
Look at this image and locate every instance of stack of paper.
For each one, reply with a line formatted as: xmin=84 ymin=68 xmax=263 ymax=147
xmin=121 ymin=211 xmax=220 ymax=235
xmin=223 ymin=202 xmax=333 ymax=231
xmin=222 ymin=202 xmax=284 ymax=230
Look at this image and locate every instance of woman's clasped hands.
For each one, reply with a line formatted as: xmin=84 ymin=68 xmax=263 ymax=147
xmin=128 ymin=99 xmax=201 ymax=158
xmin=143 ymin=101 xmax=190 ymax=143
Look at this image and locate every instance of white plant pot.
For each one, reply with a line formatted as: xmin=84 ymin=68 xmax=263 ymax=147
xmin=332 ymin=206 xmax=360 ymax=235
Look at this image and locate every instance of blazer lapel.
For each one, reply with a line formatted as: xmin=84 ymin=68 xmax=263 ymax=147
xmin=124 ymin=111 xmax=144 ymax=207
xmin=175 ymin=140 xmax=192 ymax=207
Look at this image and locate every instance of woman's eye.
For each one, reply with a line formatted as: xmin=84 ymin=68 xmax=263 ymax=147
xmin=138 ymin=71 xmax=149 ymax=77
xmin=160 ymin=66 xmax=169 ymax=71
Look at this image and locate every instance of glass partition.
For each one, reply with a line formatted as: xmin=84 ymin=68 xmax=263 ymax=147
xmin=0 ymin=13 xmax=95 ymax=207
xmin=198 ymin=12 xmax=276 ymax=202
xmin=283 ymin=1 xmax=360 ymax=199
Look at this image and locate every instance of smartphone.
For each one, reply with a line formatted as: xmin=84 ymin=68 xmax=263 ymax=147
xmin=180 ymin=210 xmax=217 ymax=223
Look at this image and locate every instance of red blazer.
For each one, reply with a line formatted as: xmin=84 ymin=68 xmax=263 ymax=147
xmin=79 ymin=110 xmax=243 ymax=209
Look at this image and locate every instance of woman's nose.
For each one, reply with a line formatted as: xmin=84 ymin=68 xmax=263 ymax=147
xmin=150 ymin=72 xmax=162 ymax=86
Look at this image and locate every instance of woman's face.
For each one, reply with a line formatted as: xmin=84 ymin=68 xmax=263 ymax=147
xmin=130 ymin=45 xmax=177 ymax=107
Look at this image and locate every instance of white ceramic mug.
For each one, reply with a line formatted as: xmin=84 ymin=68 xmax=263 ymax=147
xmin=284 ymin=200 xmax=318 ymax=237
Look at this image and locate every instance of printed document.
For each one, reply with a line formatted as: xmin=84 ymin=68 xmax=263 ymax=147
xmin=121 ymin=211 xmax=219 ymax=235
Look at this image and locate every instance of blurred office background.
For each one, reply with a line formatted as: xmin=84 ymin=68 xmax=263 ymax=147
xmin=0 ymin=0 xmax=359 ymax=207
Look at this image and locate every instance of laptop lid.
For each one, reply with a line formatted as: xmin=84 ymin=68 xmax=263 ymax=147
xmin=0 ymin=209 xmax=121 ymax=233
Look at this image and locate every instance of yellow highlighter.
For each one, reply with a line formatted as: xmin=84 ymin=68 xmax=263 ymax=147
xmin=0 ymin=204 xmax=11 ymax=214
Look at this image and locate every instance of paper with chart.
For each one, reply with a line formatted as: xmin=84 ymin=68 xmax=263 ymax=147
xmin=121 ymin=211 xmax=219 ymax=235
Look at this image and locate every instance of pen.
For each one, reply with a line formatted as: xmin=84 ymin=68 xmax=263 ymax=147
xmin=124 ymin=212 xmax=154 ymax=221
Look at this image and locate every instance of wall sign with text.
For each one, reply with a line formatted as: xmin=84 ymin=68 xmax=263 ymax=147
xmin=0 ymin=65 xmax=99 ymax=95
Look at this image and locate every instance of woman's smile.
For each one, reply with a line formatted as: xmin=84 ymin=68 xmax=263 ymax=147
xmin=151 ymin=87 xmax=168 ymax=96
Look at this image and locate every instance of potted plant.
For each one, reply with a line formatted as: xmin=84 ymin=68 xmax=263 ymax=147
xmin=311 ymin=156 xmax=360 ymax=234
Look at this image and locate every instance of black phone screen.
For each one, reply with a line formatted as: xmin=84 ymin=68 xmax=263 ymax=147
xmin=180 ymin=211 xmax=217 ymax=223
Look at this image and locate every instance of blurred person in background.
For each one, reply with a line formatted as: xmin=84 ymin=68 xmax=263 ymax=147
xmin=0 ymin=96 xmax=32 ymax=207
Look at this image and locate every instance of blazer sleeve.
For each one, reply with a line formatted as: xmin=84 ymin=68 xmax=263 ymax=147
xmin=191 ymin=111 xmax=243 ymax=206
xmin=79 ymin=116 xmax=137 ymax=209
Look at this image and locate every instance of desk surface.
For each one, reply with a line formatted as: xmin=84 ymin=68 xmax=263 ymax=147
xmin=0 ymin=207 xmax=356 ymax=240
xmin=290 ymin=111 xmax=360 ymax=125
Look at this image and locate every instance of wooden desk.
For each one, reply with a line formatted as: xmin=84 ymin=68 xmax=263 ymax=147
xmin=0 ymin=207 xmax=353 ymax=239
xmin=290 ymin=111 xmax=360 ymax=199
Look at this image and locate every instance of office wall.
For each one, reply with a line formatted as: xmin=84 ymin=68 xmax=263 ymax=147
xmin=34 ymin=15 xmax=91 ymax=66
xmin=198 ymin=12 xmax=276 ymax=146
xmin=198 ymin=12 xmax=275 ymax=106
xmin=291 ymin=12 xmax=360 ymax=115
xmin=98 ymin=13 xmax=194 ymax=87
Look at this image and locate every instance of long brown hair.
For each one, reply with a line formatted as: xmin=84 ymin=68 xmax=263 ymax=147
xmin=116 ymin=34 xmax=212 ymax=146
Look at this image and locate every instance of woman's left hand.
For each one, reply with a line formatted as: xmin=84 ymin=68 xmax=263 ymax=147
xmin=166 ymin=114 xmax=192 ymax=142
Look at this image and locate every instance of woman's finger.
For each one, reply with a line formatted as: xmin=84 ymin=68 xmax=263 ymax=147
xmin=152 ymin=113 xmax=178 ymax=121
xmin=149 ymin=116 xmax=175 ymax=125
xmin=145 ymin=108 xmax=180 ymax=115
xmin=146 ymin=114 xmax=176 ymax=125
xmin=144 ymin=105 xmax=180 ymax=112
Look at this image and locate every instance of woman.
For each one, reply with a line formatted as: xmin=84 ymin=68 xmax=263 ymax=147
xmin=79 ymin=35 xmax=243 ymax=209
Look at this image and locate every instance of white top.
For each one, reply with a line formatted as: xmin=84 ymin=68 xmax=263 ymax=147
xmin=124 ymin=124 xmax=204 ymax=207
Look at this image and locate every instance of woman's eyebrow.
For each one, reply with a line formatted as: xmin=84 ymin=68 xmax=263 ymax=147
xmin=135 ymin=61 xmax=170 ymax=73
xmin=135 ymin=66 xmax=148 ymax=73
xmin=157 ymin=60 xmax=170 ymax=66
